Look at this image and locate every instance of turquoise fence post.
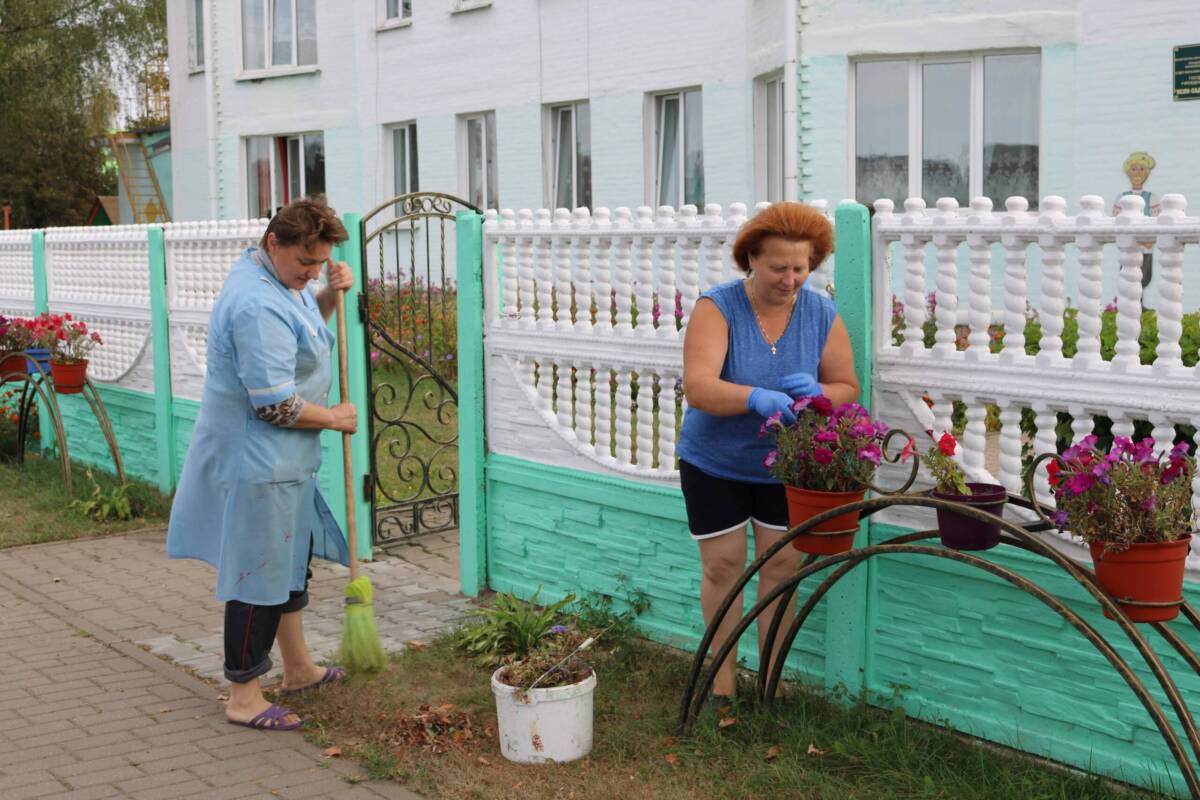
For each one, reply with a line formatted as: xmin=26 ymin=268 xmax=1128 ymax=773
xmin=456 ymin=210 xmax=486 ymax=597
xmin=334 ymin=213 xmax=372 ymax=562
xmin=824 ymin=202 xmax=874 ymax=697
xmin=31 ymin=231 xmax=54 ymax=453
xmin=146 ymin=227 xmax=176 ymax=493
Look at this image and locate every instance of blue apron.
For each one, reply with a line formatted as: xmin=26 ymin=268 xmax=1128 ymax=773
xmin=167 ymin=248 xmax=349 ymax=606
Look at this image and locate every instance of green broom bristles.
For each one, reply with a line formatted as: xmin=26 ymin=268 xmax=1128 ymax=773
xmin=339 ymin=575 xmax=387 ymax=674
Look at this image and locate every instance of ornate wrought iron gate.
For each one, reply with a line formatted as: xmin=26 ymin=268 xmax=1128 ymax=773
xmin=360 ymin=192 xmax=478 ymax=549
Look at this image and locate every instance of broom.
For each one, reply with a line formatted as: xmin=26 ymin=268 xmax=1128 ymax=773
xmin=335 ymin=286 xmax=387 ymax=674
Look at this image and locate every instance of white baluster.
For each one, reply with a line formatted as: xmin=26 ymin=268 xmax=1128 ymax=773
xmin=592 ymin=208 xmax=613 ymax=333
xmin=594 ymin=366 xmax=613 ymax=461
xmin=636 ymin=370 xmax=655 ymax=468
xmin=963 ymin=397 xmax=986 ymax=476
xmin=1156 ymin=194 xmax=1187 ymax=374
xmin=1000 ymin=197 xmax=1030 ymax=361
xmin=571 ymin=207 xmax=592 ymax=332
xmin=932 ymin=197 xmax=960 ymax=355
xmin=1069 ymin=406 xmax=1093 ymax=446
xmin=1150 ymin=413 xmax=1175 ymax=456
xmin=612 ymin=208 xmax=634 ymax=334
xmin=1111 ymin=413 xmax=1135 ymax=442
xmin=655 ymin=206 xmax=679 ymax=339
xmin=575 ymin=363 xmax=592 ymax=445
xmin=998 ymin=401 xmax=1023 ymax=496
xmin=615 ymin=368 xmax=634 ymax=466
xmin=900 ymin=198 xmax=928 ymax=355
xmin=1113 ymin=194 xmax=1147 ymax=370
xmin=536 ymin=356 xmax=554 ymax=416
xmin=1032 ymin=403 xmax=1057 ymax=504
xmin=533 ymin=209 xmax=554 ymax=330
xmin=1036 ymin=196 xmax=1068 ymax=365
xmin=929 ymin=392 xmax=953 ymax=442
xmin=633 ymin=207 xmax=656 ymax=337
xmin=677 ymin=205 xmax=701 ymax=331
xmin=552 ymin=208 xmax=574 ymax=332
xmin=965 ymin=197 xmax=994 ymax=359
xmin=498 ymin=209 xmax=518 ymax=325
xmin=701 ymin=204 xmax=726 ymax=293
xmin=658 ymin=368 xmax=677 ymax=470
xmin=1074 ymin=196 xmax=1106 ymax=368
xmin=725 ymin=204 xmax=748 ymax=282
xmin=556 ymin=360 xmax=574 ymax=432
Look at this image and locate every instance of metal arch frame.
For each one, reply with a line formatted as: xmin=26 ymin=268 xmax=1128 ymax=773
xmin=1 ymin=352 xmax=125 ymax=494
xmin=359 ymin=192 xmax=479 ymax=548
xmin=677 ymin=492 xmax=1200 ymax=799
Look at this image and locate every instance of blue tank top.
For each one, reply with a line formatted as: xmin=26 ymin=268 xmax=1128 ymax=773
xmin=676 ymin=279 xmax=837 ymax=484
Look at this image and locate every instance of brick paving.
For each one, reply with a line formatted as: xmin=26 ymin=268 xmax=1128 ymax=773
xmin=0 ymin=528 xmax=474 ymax=799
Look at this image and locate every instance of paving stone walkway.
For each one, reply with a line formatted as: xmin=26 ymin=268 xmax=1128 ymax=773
xmin=0 ymin=528 xmax=476 ymax=799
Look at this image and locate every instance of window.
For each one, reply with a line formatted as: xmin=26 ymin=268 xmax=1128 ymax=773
xmin=547 ymin=102 xmax=591 ymax=210
xmin=852 ymin=52 xmax=1040 ymax=209
xmin=242 ymin=0 xmax=317 ymax=72
xmin=246 ymin=133 xmax=325 ymax=218
xmin=188 ymin=0 xmax=205 ymax=70
xmin=392 ymin=123 xmax=419 ymax=196
xmin=756 ymin=74 xmax=784 ymax=202
xmin=461 ymin=112 xmax=497 ymax=210
xmin=652 ymin=89 xmax=703 ymax=208
xmin=385 ymin=0 xmax=412 ymax=21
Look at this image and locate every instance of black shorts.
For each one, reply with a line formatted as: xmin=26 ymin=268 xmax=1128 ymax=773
xmin=679 ymin=460 xmax=789 ymax=539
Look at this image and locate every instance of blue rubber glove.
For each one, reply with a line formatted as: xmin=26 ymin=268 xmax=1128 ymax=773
xmin=747 ymin=387 xmax=797 ymax=425
xmin=780 ymin=371 xmax=822 ymax=399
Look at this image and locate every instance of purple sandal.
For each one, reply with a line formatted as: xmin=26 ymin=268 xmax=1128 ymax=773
xmin=229 ymin=703 xmax=303 ymax=731
xmin=280 ymin=666 xmax=346 ymax=694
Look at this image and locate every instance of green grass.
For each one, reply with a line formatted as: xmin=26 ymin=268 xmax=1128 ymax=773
xmin=288 ymin=628 xmax=1159 ymax=800
xmin=0 ymin=451 xmax=171 ymax=548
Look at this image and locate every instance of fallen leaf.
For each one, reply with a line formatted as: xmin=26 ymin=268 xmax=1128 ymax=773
xmin=323 ymin=746 xmax=342 ymax=758
xmin=766 ymin=745 xmax=782 ymax=762
xmin=807 ymin=744 xmax=827 ymax=756
xmin=477 ymin=756 xmax=491 ymax=766
xmin=216 ymin=694 xmax=229 ymax=702
xmin=664 ymin=753 xmax=680 ymax=768
xmin=662 ymin=736 xmax=677 ymax=748
xmin=405 ymin=640 xmax=428 ymax=650
xmin=718 ymin=717 xmax=738 ymax=729
xmin=158 ymin=707 xmax=171 ymax=714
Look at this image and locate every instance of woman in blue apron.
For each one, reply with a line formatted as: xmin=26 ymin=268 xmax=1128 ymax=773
xmin=168 ymin=198 xmax=357 ymax=731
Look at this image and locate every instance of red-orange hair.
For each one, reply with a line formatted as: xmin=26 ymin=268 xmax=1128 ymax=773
xmin=731 ymin=202 xmax=833 ymax=274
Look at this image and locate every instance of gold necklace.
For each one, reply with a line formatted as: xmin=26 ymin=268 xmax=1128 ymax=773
xmin=746 ymin=278 xmax=796 ymax=356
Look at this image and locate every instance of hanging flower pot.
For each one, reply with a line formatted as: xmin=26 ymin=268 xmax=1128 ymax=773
xmin=1089 ymin=536 xmax=1191 ymax=623
xmin=930 ymin=483 xmax=1007 ymax=551
xmin=0 ymin=352 xmax=28 ymax=378
xmin=785 ymin=485 xmax=866 ymax=555
xmin=50 ymin=359 xmax=88 ymax=394
xmin=24 ymin=347 xmax=50 ymax=375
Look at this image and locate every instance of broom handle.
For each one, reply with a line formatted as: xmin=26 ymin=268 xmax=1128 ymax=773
xmin=335 ymin=287 xmax=359 ymax=581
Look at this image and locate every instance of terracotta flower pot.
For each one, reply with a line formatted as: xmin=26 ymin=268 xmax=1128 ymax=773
xmin=785 ymin=485 xmax=866 ymax=555
xmin=50 ymin=359 xmax=88 ymax=394
xmin=930 ymin=483 xmax=1007 ymax=551
xmin=0 ymin=352 xmax=28 ymax=378
xmin=1089 ymin=535 xmax=1192 ymax=623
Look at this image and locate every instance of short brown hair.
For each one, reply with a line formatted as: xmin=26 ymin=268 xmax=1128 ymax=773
xmin=260 ymin=196 xmax=349 ymax=249
xmin=731 ymin=202 xmax=833 ymax=274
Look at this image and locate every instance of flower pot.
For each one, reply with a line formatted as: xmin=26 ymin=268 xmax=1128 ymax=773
xmin=930 ymin=483 xmax=1007 ymax=551
xmin=1089 ymin=536 xmax=1191 ymax=623
xmin=785 ymin=485 xmax=866 ymax=555
xmin=50 ymin=359 xmax=88 ymax=394
xmin=24 ymin=347 xmax=50 ymax=375
xmin=0 ymin=352 xmax=28 ymax=378
xmin=491 ymin=666 xmax=596 ymax=764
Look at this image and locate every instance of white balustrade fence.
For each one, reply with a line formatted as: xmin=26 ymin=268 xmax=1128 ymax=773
xmin=872 ymin=193 xmax=1200 ymax=573
xmin=0 ymin=231 xmax=36 ymax=320
xmin=482 ymin=202 xmax=836 ymax=481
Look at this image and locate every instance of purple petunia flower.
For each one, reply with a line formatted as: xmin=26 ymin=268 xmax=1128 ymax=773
xmin=813 ymin=447 xmax=834 ymax=465
xmin=1064 ymin=473 xmax=1096 ymax=496
xmin=1052 ymin=509 xmax=1069 ymax=527
xmin=550 ymin=625 xmax=569 ymax=634
xmin=858 ymin=445 xmax=882 ymax=465
xmin=815 ymin=430 xmax=838 ymax=444
xmin=1140 ymin=495 xmax=1157 ymax=512
xmin=851 ymin=421 xmax=876 ymax=437
xmin=763 ymin=449 xmax=778 ymax=469
xmin=791 ymin=396 xmax=812 ymax=414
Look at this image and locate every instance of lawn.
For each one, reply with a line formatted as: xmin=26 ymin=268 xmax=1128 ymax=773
xmin=0 ymin=451 xmax=172 ymax=548
xmin=287 ymin=628 xmax=1158 ymax=800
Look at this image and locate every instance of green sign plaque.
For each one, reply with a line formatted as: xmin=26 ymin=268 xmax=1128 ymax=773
xmin=1175 ymin=44 xmax=1200 ymax=101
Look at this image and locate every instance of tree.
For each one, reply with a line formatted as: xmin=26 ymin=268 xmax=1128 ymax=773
xmin=0 ymin=0 xmax=166 ymax=227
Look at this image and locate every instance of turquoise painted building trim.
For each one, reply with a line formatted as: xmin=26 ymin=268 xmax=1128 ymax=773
xmin=146 ymin=227 xmax=176 ymax=493
xmin=823 ymin=202 xmax=874 ymax=695
xmin=456 ymin=210 xmax=486 ymax=597
xmin=335 ymin=213 xmax=372 ymax=562
xmin=30 ymin=231 xmax=54 ymax=454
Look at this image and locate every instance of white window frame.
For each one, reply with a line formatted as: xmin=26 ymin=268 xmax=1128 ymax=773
xmin=388 ymin=122 xmax=419 ymax=197
xmin=544 ymin=101 xmax=591 ymax=210
xmin=244 ymin=132 xmax=324 ymax=218
xmin=187 ymin=0 xmax=206 ymax=72
xmin=378 ymin=0 xmax=412 ymax=29
xmin=847 ymin=49 xmax=1041 ymax=207
xmin=646 ymin=87 xmax=703 ymax=208
xmin=458 ymin=111 xmax=497 ymax=210
xmin=755 ymin=72 xmax=785 ymax=203
xmin=239 ymin=0 xmax=318 ymax=77
xmin=451 ymin=0 xmax=492 ymax=14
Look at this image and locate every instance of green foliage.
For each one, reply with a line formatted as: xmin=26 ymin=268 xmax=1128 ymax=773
xmin=569 ymin=573 xmax=651 ymax=645
xmin=69 ymin=469 xmax=137 ymax=522
xmin=921 ymin=434 xmax=971 ymax=495
xmin=452 ymin=587 xmax=575 ymax=667
xmin=495 ymin=625 xmax=594 ymax=690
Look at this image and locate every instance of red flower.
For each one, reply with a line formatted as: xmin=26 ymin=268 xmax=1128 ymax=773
xmin=811 ymin=396 xmax=834 ymax=416
xmin=937 ymin=432 xmax=956 ymax=456
xmin=1046 ymin=460 xmax=1061 ymax=488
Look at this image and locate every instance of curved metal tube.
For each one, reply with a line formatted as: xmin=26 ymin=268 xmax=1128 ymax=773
xmin=81 ymin=379 xmax=125 ymax=483
xmin=5 ymin=363 xmax=72 ymax=493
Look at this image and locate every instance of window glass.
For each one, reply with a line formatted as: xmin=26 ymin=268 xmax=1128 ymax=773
xmin=387 ymin=0 xmax=399 ymax=17
xmin=296 ymin=0 xmax=317 ymax=66
xmin=485 ymin=112 xmax=498 ymax=210
xmin=247 ymin=136 xmax=273 ymax=217
xmin=408 ymin=126 xmax=419 ymax=191
xmin=921 ymin=61 xmax=970 ymax=206
xmin=270 ymin=0 xmax=293 ymax=66
xmin=765 ymin=79 xmax=781 ymax=202
xmin=683 ymin=89 xmax=704 ymax=207
xmin=191 ymin=0 xmax=205 ymax=68
xmin=984 ymin=53 xmax=1040 ymax=210
xmin=656 ymin=95 xmax=680 ymax=208
xmin=394 ymin=128 xmax=409 ymax=195
xmin=467 ymin=117 xmax=484 ymax=210
xmin=303 ymin=134 xmax=325 ymax=197
xmin=575 ymin=102 xmax=591 ymax=210
xmin=286 ymin=137 xmax=302 ymax=201
xmin=554 ymin=108 xmax=573 ymax=210
xmin=242 ymin=0 xmax=265 ymax=70
xmin=855 ymin=61 xmax=908 ymax=207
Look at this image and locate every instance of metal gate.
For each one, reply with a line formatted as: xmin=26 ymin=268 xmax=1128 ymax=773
xmin=359 ymin=192 xmax=478 ymax=549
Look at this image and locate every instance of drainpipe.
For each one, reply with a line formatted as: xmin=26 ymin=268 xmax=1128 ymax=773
xmin=782 ymin=0 xmax=799 ymax=201
xmin=203 ymin=0 xmax=219 ymax=218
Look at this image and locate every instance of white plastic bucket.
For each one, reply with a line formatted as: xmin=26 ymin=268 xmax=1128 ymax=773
xmin=491 ymin=667 xmax=597 ymax=764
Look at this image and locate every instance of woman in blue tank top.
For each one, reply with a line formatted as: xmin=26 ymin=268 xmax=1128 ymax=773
xmin=676 ymin=202 xmax=860 ymax=701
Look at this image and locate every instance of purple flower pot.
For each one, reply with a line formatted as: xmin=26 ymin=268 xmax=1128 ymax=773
xmin=930 ymin=483 xmax=1007 ymax=551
